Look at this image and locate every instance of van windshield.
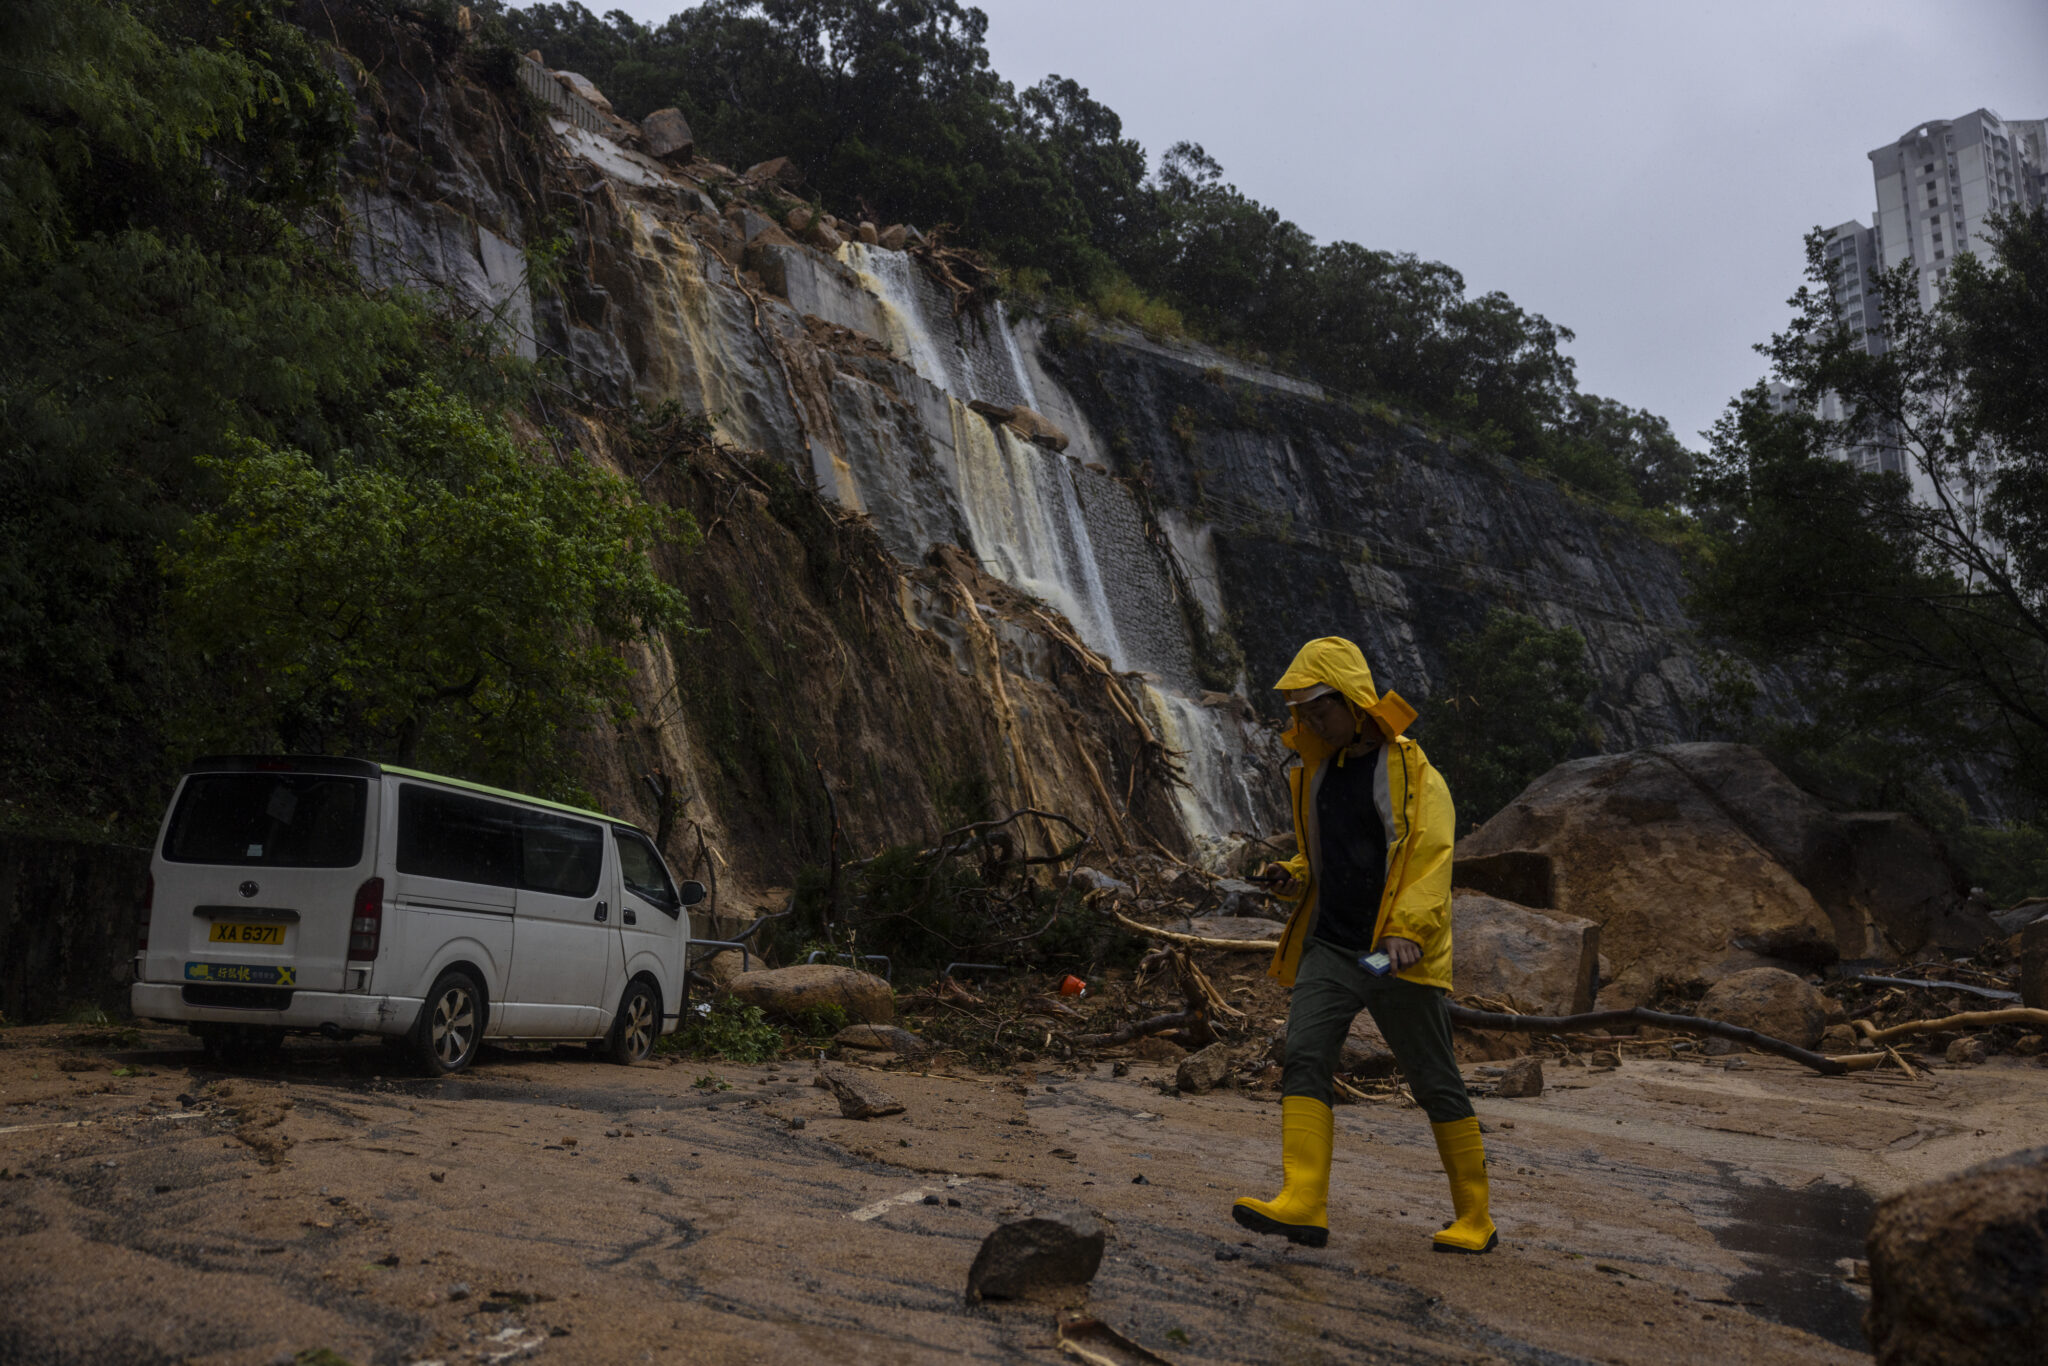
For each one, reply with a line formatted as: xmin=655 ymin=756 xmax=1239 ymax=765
xmin=164 ymin=774 xmax=368 ymax=867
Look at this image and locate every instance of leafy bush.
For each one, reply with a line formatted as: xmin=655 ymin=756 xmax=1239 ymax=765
xmin=662 ymin=1000 xmax=782 ymax=1063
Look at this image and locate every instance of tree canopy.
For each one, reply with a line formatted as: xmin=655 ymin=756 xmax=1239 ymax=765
xmin=1 ymin=0 xmax=690 ymax=825
xmin=1691 ymin=207 xmax=2048 ymax=844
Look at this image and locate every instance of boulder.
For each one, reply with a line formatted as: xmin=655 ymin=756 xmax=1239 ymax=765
xmin=1176 ymin=1042 xmax=1234 ymax=1093
xmin=1946 ymin=1036 xmax=1989 ymax=1066
xmin=785 ymin=205 xmax=815 ymax=235
xmin=2023 ymin=920 xmax=2048 ymax=1011
xmin=878 ymin=223 xmax=909 ymax=250
xmin=1820 ymin=1023 xmax=1859 ymax=1054
xmin=857 ymin=221 xmax=880 ymax=245
xmin=966 ymin=398 xmax=1070 ymax=452
xmin=743 ymin=156 xmax=802 ymax=188
xmin=1992 ymin=896 xmax=2048 ymax=937
xmin=1696 ymin=967 xmax=1829 ymax=1049
xmin=1494 ymin=1056 xmax=1544 ymax=1097
xmin=1451 ymin=892 xmax=1599 ymax=1016
xmin=814 ymin=1064 xmax=904 ymax=1119
xmin=834 ymin=1023 xmax=927 ymax=1059
xmin=728 ymin=964 xmax=893 ymax=1024
xmin=640 ymin=107 xmax=693 ymax=161
xmin=551 ymin=71 xmax=613 ymax=113
xmin=1340 ymin=1014 xmax=1398 ymax=1077
xmin=1864 ymin=1146 xmax=2048 ymax=1365
xmin=802 ymin=218 xmax=843 ymax=252
xmin=966 ymin=1213 xmax=1106 ymax=1303
xmin=1460 ymin=745 xmax=1848 ymax=1005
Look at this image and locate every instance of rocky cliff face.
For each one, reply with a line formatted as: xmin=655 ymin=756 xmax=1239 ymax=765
xmin=328 ymin=16 xmax=1721 ymax=894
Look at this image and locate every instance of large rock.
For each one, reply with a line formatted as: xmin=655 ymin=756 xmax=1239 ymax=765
xmin=551 ymin=70 xmax=612 ymax=113
xmin=1450 ymin=892 xmax=1599 ymax=1016
xmin=814 ymin=1064 xmax=904 ymax=1119
xmin=1864 ymin=1146 xmax=2048 ymax=1365
xmin=727 ymin=964 xmax=893 ymax=1024
xmin=2022 ymin=920 xmax=2048 ymax=1011
xmin=640 ymin=107 xmax=693 ymax=161
xmin=966 ymin=1213 xmax=1105 ymax=1303
xmin=1176 ymin=1042 xmax=1234 ymax=1093
xmin=1696 ymin=967 xmax=1829 ymax=1049
xmin=743 ymin=156 xmax=802 ymax=188
xmin=966 ymin=399 xmax=1070 ymax=452
xmin=1457 ymin=744 xmax=1986 ymax=1005
xmin=1340 ymin=1014 xmax=1398 ymax=1077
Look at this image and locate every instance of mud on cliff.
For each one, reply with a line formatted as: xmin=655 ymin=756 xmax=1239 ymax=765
xmin=322 ymin=4 xmax=1722 ymax=902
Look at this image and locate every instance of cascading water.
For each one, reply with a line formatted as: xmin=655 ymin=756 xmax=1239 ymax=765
xmin=949 ymin=399 xmax=1126 ymax=667
xmin=821 ymin=239 xmax=1273 ymax=837
xmin=1140 ymin=683 xmax=1265 ymax=843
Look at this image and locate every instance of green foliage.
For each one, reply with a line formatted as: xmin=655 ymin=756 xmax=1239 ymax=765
xmin=1947 ymin=821 xmax=2048 ymax=908
xmin=1690 ymin=208 xmax=2048 ymax=806
xmin=791 ymin=1003 xmax=848 ymax=1039
xmin=663 ymin=1000 xmax=782 ymax=1063
xmin=1426 ymin=609 xmax=1594 ymax=828
xmin=164 ymin=384 xmax=695 ymax=795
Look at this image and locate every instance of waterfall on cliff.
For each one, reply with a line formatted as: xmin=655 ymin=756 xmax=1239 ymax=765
xmin=948 ymin=398 xmax=1126 ymax=667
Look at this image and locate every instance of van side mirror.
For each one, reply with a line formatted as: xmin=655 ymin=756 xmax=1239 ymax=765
xmin=677 ymin=880 xmax=708 ymax=908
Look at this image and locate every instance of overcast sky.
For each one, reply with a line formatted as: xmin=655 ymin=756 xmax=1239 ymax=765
xmin=596 ymin=1 xmax=2047 ymax=448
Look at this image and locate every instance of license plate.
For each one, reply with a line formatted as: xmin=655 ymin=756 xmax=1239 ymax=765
xmin=185 ymin=962 xmax=296 ymax=986
xmin=209 ymin=922 xmax=286 ymax=945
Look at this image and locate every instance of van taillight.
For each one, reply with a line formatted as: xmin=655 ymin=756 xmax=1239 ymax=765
xmin=349 ymin=877 xmax=384 ymax=960
xmin=136 ymin=872 xmax=154 ymax=954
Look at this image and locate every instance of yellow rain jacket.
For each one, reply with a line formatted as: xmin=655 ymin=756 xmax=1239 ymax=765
xmin=1267 ymin=637 xmax=1457 ymax=990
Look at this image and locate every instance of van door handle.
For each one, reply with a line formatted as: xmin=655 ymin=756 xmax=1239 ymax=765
xmin=594 ymin=901 xmax=608 ymax=922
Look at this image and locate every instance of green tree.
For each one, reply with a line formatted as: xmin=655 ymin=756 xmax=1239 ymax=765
xmin=165 ymin=385 xmax=695 ymax=796
xmin=1426 ymin=609 xmax=1594 ymax=828
xmin=1691 ymin=208 xmax=2048 ymax=804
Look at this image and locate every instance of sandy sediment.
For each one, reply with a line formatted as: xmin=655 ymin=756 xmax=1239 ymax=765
xmin=1 ymin=1023 xmax=2042 ymax=1363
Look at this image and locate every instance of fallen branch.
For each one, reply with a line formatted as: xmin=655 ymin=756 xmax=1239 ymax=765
xmin=1108 ymin=908 xmax=1277 ymax=951
xmin=1850 ymin=1008 xmax=2048 ymax=1044
xmin=1444 ymin=1002 xmax=1851 ymax=1076
xmin=1063 ymin=1009 xmax=1202 ymax=1050
xmin=1851 ymin=975 xmax=2021 ymax=1003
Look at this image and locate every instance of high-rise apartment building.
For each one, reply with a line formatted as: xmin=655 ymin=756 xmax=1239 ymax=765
xmin=1803 ymin=109 xmax=2042 ymax=494
xmin=1869 ymin=109 xmax=2045 ymax=310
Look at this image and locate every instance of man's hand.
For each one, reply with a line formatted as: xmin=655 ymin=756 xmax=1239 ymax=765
xmin=1254 ymin=861 xmax=1304 ymax=899
xmin=1375 ymin=936 xmax=1422 ymax=970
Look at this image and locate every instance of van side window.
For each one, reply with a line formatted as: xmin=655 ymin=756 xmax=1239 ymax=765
xmin=520 ymin=811 xmax=603 ymax=897
xmin=165 ymin=775 xmax=367 ymax=867
xmin=614 ymin=829 xmax=679 ymax=915
xmin=397 ymin=786 xmax=520 ymax=887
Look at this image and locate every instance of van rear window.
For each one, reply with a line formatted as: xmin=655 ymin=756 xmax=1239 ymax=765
xmin=396 ymin=786 xmax=602 ymax=897
xmin=164 ymin=775 xmax=368 ymax=867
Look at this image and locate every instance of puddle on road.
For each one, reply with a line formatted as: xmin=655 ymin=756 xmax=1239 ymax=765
xmin=1706 ymin=1164 xmax=1874 ymax=1353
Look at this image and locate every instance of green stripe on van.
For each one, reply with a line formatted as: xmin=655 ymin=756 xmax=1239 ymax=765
xmin=379 ymin=765 xmax=621 ymax=825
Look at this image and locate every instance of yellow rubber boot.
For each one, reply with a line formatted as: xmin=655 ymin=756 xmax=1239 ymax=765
xmin=1232 ymin=1096 xmax=1333 ymax=1247
xmin=1431 ymin=1117 xmax=1498 ymax=1253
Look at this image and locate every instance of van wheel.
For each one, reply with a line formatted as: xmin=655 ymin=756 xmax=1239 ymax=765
xmin=414 ymin=970 xmax=485 ymax=1075
xmin=605 ymin=980 xmax=659 ymax=1065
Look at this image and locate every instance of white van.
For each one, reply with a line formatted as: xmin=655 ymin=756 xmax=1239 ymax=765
xmin=131 ymin=756 xmax=706 ymax=1073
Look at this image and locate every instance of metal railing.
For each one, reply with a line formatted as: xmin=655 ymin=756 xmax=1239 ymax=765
xmin=517 ymin=56 xmax=617 ymax=141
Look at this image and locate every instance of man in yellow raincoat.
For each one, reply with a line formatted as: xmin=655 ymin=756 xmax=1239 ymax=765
xmin=1231 ymin=636 xmax=1496 ymax=1254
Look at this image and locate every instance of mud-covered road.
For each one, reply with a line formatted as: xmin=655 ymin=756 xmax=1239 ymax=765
xmin=2 ymin=1023 xmax=2043 ymax=1365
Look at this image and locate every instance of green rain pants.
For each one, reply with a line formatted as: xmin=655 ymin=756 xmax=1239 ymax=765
xmin=1281 ymin=937 xmax=1475 ymax=1124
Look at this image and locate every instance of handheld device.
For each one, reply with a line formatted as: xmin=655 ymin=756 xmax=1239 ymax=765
xmin=1358 ymin=950 xmax=1393 ymax=976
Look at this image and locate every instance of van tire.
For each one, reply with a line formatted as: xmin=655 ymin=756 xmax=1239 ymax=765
xmin=605 ymin=979 xmax=660 ymax=1065
xmin=414 ymin=970 xmax=485 ymax=1075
